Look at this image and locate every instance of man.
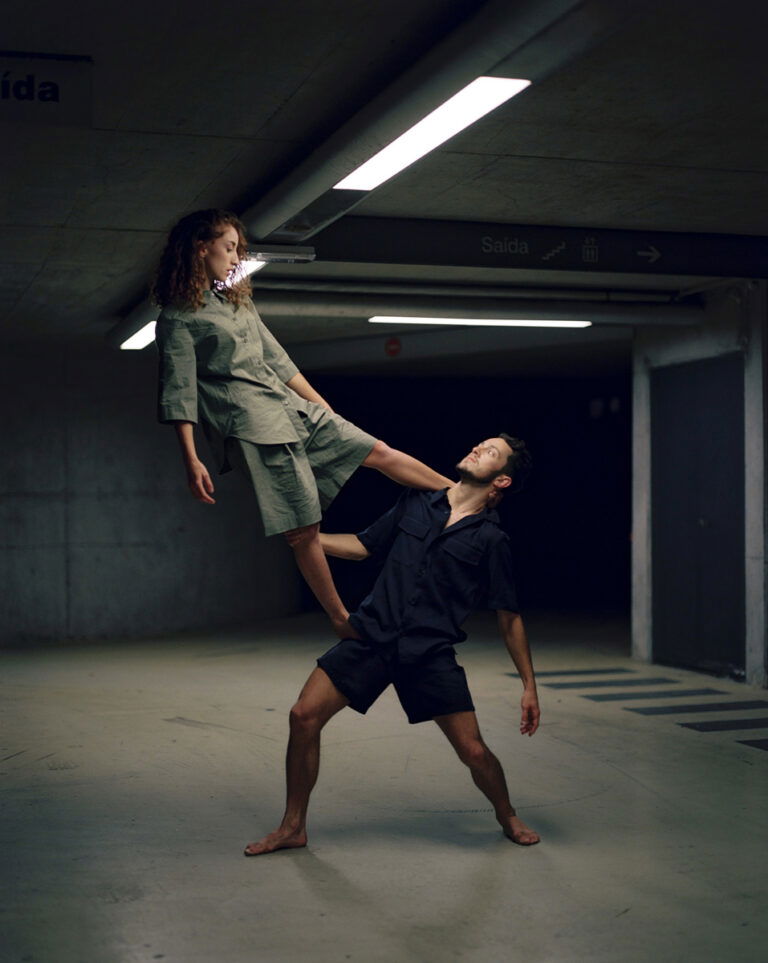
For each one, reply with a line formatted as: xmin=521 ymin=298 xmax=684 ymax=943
xmin=244 ymin=434 xmax=541 ymax=856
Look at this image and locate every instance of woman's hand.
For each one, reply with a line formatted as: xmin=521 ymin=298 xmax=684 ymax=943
xmin=285 ymin=372 xmax=334 ymax=412
xmin=185 ymin=458 xmax=216 ymax=504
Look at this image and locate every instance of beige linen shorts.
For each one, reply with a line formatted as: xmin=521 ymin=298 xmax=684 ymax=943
xmin=226 ymin=401 xmax=377 ymax=537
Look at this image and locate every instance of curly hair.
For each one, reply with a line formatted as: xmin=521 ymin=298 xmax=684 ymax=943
xmin=151 ymin=209 xmax=251 ymax=309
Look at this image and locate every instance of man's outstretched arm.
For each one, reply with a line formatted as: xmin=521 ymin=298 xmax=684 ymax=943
xmin=497 ymin=610 xmax=540 ymax=736
xmin=319 ymin=533 xmax=370 ymax=561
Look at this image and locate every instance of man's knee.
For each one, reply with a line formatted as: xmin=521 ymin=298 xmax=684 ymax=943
xmin=289 ymin=699 xmax=324 ymax=733
xmin=283 ymin=522 xmax=320 ymax=548
xmin=455 ymin=738 xmax=491 ymax=770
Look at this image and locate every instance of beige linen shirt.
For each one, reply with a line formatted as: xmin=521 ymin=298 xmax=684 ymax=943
xmin=156 ymin=289 xmax=303 ymax=471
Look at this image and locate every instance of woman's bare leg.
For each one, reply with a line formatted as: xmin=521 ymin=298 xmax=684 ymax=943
xmin=287 ymin=523 xmax=358 ymax=638
xmin=285 ymin=440 xmax=450 ymax=637
xmin=363 ymin=440 xmax=453 ymax=490
xmin=244 ymin=668 xmax=349 ymax=856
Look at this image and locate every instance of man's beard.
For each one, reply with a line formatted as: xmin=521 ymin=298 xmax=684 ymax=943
xmin=456 ymin=462 xmax=500 ymax=485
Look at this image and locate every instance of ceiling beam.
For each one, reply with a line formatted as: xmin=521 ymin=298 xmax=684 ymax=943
xmin=241 ymin=0 xmax=640 ymax=242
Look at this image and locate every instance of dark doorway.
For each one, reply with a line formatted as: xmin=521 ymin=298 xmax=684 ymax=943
xmin=314 ymin=372 xmax=631 ymax=618
xmin=651 ymin=353 xmax=745 ymax=677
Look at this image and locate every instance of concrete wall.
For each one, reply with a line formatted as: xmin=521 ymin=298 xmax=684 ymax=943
xmin=0 ymin=345 xmax=301 ymax=644
xmin=632 ymin=282 xmax=767 ymax=686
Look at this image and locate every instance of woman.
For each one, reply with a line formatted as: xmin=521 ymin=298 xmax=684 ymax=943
xmin=153 ymin=209 xmax=452 ymax=638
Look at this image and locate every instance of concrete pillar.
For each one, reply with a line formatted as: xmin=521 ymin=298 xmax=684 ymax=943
xmin=744 ymin=282 xmax=767 ymax=686
xmin=631 ymin=283 xmax=767 ymax=686
xmin=631 ymin=342 xmax=652 ymax=663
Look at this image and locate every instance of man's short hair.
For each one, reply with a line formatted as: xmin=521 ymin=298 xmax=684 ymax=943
xmin=498 ymin=433 xmax=532 ymax=493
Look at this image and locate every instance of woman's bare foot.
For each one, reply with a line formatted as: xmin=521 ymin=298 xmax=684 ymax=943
xmin=243 ymin=827 xmax=307 ymax=857
xmin=501 ymin=815 xmax=540 ymax=846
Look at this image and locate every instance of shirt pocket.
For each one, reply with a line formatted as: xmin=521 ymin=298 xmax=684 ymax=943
xmin=443 ymin=539 xmax=483 ymax=567
xmin=438 ymin=538 xmax=484 ymax=604
xmin=391 ymin=514 xmax=429 ymax=564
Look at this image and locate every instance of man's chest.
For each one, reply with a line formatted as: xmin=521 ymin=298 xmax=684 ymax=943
xmin=392 ymin=511 xmax=487 ymax=573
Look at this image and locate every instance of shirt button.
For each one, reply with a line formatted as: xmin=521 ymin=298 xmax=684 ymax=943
xmin=417 ymin=568 xmax=425 ymax=577
xmin=409 ymin=597 xmax=417 ymax=605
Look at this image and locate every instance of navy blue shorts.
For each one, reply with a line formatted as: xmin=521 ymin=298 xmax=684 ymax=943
xmin=317 ymin=639 xmax=475 ymax=725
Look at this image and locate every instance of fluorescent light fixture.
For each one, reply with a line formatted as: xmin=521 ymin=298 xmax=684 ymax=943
xmin=120 ymin=321 xmax=157 ymax=350
xmin=334 ymin=76 xmax=530 ymax=191
xmin=250 ymin=245 xmax=315 ymax=264
xmin=226 ymin=247 xmax=314 ymax=285
xmin=227 ymin=258 xmax=268 ymax=286
xmin=368 ymin=317 xmax=592 ymax=328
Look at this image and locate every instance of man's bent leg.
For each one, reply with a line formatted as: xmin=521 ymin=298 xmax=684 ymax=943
xmin=244 ymin=667 xmax=349 ymax=856
xmin=435 ymin=711 xmax=540 ymax=845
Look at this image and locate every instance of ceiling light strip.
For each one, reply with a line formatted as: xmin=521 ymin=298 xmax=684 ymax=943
xmin=368 ymin=316 xmax=591 ymax=328
xmin=120 ymin=322 xmax=157 ymax=350
xmin=334 ymin=76 xmax=530 ymax=191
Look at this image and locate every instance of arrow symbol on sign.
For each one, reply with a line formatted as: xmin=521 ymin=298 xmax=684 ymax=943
xmin=637 ymin=245 xmax=661 ymax=264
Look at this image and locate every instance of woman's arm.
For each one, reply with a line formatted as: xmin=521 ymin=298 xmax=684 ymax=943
xmin=285 ymin=372 xmax=333 ymax=412
xmin=156 ymin=317 xmax=215 ymax=505
xmin=252 ymin=307 xmax=334 ymax=412
xmin=173 ymin=422 xmax=215 ymax=504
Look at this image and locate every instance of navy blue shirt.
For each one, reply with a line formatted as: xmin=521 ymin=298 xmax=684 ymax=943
xmin=348 ymin=488 xmax=519 ymax=661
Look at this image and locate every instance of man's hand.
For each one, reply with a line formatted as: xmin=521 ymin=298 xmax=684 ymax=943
xmin=520 ymin=690 xmax=540 ymax=736
xmin=186 ymin=458 xmax=216 ymax=504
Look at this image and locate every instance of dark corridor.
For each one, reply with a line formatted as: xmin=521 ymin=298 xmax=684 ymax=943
xmin=312 ymin=371 xmax=632 ymax=618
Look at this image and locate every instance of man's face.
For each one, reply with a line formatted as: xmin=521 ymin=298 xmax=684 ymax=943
xmin=456 ymin=437 xmax=513 ymax=484
xmin=200 ymin=224 xmax=242 ymax=284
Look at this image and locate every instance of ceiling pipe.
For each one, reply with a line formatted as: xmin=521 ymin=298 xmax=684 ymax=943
xmin=252 ymin=291 xmax=701 ymax=326
xmin=252 ymin=278 xmax=681 ymax=304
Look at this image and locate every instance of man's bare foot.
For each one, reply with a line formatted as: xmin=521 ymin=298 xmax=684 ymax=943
xmin=331 ymin=616 xmax=361 ymax=641
xmin=243 ymin=827 xmax=307 ymax=857
xmin=501 ymin=815 xmax=540 ymax=846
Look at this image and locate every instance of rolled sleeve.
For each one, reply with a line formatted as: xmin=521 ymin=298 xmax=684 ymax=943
xmin=156 ymin=316 xmax=198 ymax=424
xmin=356 ymin=491 xmax=410 ymax=559
xmin=483 ymin=535 xmax=520 ymax=613
xmin=254 ymin=310 xmax=299 ymax=384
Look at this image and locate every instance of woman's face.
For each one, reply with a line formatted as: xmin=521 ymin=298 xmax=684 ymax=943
xmin=199 ymin=224 xmax=241 ymax=285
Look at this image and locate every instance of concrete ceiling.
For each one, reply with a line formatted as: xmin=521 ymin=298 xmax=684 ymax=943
xmin=2 ymin=0 xmax=766 ymax=373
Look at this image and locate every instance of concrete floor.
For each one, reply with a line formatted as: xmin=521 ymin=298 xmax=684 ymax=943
xmin=2 ymin=612 xmax=766 ymax=963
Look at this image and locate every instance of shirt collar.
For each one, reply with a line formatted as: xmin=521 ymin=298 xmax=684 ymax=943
xmin=428 ymin=488 xmax=450 ymax=506
xmin=428 ymin=487 xmax=500 ymax=525
xmin=205 ymin=287 xmax=229 ymax=304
